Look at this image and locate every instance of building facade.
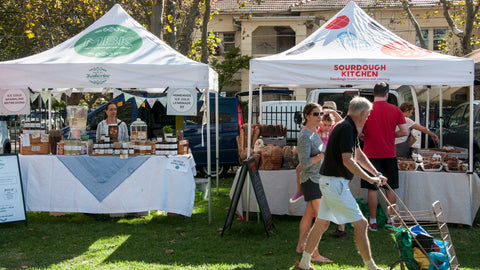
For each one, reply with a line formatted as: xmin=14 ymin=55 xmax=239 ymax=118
xmin=209 ymin=0 xmax=472 ymax=102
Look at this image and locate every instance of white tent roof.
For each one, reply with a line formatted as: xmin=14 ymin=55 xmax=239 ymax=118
xmin=0 ymin=4 xmax=217 ymax=91
xmin=250 ymin=1 xmax=474 ymax=88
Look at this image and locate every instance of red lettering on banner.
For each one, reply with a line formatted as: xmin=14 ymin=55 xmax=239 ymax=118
xmin=333 ymin=64 xmax=385 ymax=79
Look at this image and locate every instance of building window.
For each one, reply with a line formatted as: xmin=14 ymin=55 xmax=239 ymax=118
xmin=223 ymin=33 xmax=236 ymax=52
xmin=252 ymin=26 xmax=295 ymax=55
xmin=416 ymin=28 xmax=446 ymax=51
xmin=215 ymin=32 xmax=236 ymax=55
xmin=433 ymin=29 xmax=446 ymax=50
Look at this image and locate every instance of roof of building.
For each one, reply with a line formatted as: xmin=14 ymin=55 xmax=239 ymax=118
xmin=213 ymin=0 xmax=441 ymax=13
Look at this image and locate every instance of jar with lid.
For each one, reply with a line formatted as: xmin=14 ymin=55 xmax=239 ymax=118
xmin=130 ymin=118 xmax=148 ymax=142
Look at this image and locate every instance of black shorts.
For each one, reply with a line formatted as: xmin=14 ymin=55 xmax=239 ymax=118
xmin=301 ymin=179 xmax=322 ymax=201
xmin=361 ymin=157 xmax=399 ymax=190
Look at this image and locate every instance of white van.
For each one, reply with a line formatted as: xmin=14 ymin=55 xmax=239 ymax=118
xmin=255 ymin=86 xmax=421 ymax=145
xmin=262 ymin=100 xmax=306 ymax=141
xmin=307 ymin=86 xmax=421 ymax=147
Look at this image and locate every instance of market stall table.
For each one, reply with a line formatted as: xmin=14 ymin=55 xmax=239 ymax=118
xmin=230 ymin=169 xmax=480 ymax=225
xmin=19 ymin=154 xmax=196 ymax=216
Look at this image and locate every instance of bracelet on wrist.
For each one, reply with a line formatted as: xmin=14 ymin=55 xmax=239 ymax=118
xmin=375 ymin=172 xmax=382 ymax=177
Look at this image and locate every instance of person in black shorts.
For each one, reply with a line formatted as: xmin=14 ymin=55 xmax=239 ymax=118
xmin=296 ymin=97 xmax=386 ymax=270
xmin=295 ymin=103 xmax=332 ymax=264
xmin=361 ymin=82 xmax=408 ymax=231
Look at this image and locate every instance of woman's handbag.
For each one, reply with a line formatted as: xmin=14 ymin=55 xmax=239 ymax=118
xmin=408 ymin=132 xmax=416 ymax=147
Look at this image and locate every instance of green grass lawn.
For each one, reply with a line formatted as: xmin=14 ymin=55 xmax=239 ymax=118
xmin=1 ymin=170 xmax=479 ymax=269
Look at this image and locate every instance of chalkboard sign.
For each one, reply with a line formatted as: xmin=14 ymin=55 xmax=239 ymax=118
xmin=245 ymin=157 xmax=273 ymax=235
xmin=221 ymin=156 xmax=273 ymax=237
xmin=0 ymin=154 xmax=27 ymax=225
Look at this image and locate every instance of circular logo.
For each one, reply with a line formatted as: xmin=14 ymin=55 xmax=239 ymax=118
xmin=170 ymin=89 xmax=195 ymax=113
xmin=74 ymin=25 xmax=142 ymax=58
xmin=86 ymin=67 xmax=110 ymax=85
xmin=2 ymin=89 xmax=28 ymax=112
xmin=326 ymin=15 xmax=350 ymax=30
xmin=381 ymin=41 xmax=432 ymax=58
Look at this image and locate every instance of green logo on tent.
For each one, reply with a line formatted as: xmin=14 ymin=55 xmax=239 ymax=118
xmin=74 ymin=25 xmax=142 ymax=58
xmin=87 ymin=67 xmax=110 ymax=85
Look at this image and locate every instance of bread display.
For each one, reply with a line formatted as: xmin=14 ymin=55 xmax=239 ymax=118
xmin=397 ymin=158 xmax=416 ymax=171
xmin=442 ymin=154 xmax=468 ymax=172
xmin=421 ymin=155 xmax=442 ymax=171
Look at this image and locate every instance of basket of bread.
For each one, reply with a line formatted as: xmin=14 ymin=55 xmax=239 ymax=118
xmin=397 ymin=157 xmax=417 ymax=171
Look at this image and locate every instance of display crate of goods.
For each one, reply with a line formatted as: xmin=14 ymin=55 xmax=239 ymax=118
xmin=261 ymin=144 xmax=283 ymax=170
xmin=20 ymin=134 xmax=50 ymax=155
xmin=262 ymin=136 xmax=286 ymax=147
xmin=259 ymin=124 xmax=287 ymax=137
xmin=419 ymin=146 xmax=467 ymax=159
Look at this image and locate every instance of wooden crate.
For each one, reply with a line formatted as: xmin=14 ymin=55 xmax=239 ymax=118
xmin=20 ymin=134 xmax=50 ymax=155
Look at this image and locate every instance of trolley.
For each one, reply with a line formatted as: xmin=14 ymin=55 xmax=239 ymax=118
xmin=376 ymin=183 xmax=459 ymax=270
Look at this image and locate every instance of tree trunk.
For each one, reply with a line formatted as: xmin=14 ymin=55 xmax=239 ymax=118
xmin=164 ymin=0 xmax=177 ymax=48
xmin=178 ymin=0 xmax=201 ymax=56
xmin=151 ymin=0 xmax=165 ymax=39
xmin=402 ymin=0 xmax=426 ymax=49
xmin=461 ymin=0 xmax=477 ymax=55
xmin=200 ymin=0 xmax=211 ymax=63
xmin=106 ymin=0 xmax=116 ymax=9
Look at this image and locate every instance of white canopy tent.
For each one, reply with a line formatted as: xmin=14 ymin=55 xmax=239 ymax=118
xmin=0 ymin=4 xmax=219 ymax=221
xmin=248 ymin=1 xmax=475 ymax=218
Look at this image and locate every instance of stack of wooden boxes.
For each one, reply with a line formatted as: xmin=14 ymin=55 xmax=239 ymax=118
xmin=20 ymin=133 xmax=50 ymax=155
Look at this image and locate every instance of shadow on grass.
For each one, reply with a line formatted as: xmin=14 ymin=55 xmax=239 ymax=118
xmin=1 ymin=170 xmax=479 ymax=269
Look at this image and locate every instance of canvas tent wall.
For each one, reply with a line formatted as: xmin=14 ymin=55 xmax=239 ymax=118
xmin=465 ymin=49 xmax=480 ymax=85
xmin=247 ymin=1 xmax=475 ymax=220
xmin=0 ymin=4 xmax=219 ymax=221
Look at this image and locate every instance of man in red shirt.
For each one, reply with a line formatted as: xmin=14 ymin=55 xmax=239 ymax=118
xmin=362 ymin=82 xmax=408 ymax=231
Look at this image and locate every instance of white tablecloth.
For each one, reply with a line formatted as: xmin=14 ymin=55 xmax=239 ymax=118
xmin=19 ymin=155 xmax=196 ymax=216
xmin=230 ymin=169 xmax=480 ymax=225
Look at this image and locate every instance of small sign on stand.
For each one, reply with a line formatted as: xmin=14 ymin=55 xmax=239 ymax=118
xmin=222 ymin=156 xmax=273 ymax=237
xmin=0 ymin=154 xmax=27 ymax=226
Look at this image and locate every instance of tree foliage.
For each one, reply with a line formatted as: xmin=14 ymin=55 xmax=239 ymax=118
xmin=0 ymin=0 xmax=233 ymax=105
xmin=400 ymin=0 xmax=480 ymax=55
xmin=0 ymin=0 xmax=219 ymax=61
xmin=210 ymin=47 xmax=250 ymax=91
xmin=0 ymin=1 xmax=153 ymax=61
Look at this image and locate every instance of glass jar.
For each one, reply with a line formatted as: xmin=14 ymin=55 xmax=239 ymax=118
xmin=130 ymin=118 xmax=148 ymax=142
xmin=67 ymin=106 xmax=88 ymax=130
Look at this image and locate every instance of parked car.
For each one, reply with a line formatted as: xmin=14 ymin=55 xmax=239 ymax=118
xmin=77 ymin=92 xmax=242 ymax=178
xmin=436 ymin=100 xmax=480 ymax=174
xmin=0 ymin=121 xmax=11 ymax=154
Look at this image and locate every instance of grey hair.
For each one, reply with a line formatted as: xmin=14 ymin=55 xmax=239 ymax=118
xmin=348 ymin=96 xmax=372 ymax=116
